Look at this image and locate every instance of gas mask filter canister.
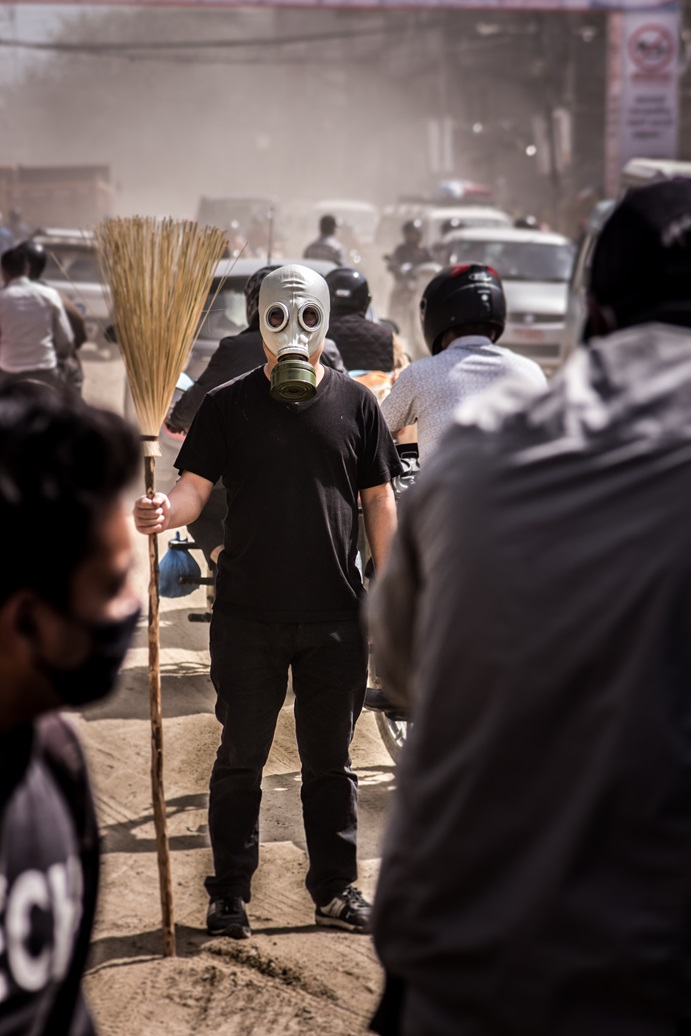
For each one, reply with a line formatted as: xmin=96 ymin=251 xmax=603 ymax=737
xmin=259 ymin=264 xmax=330 ymax=402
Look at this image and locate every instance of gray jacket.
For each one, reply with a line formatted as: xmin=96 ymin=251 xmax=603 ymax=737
xmin=371 ymin=324 xmax=691 ymax=1036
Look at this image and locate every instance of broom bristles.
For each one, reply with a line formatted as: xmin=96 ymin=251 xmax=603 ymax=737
xmin=95 ymin=217 xmax=228 ymax=444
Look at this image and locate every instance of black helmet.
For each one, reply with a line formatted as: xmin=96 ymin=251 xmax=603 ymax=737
xmin=244 ymin=264 xmax=280 ymax=327
xmin=403 ymin=219 xmax=423 ymax=238
xmin=589 ymin=177 xmax=691 ymax=328
xmin=514 ymin=215 xmax=540 ymax=230
xmin=420 ymin=263 xmax=506 ymax=354
xmin=325 ymin=267 xmax=371 ymax=316
xmin=18 ymin=239 xmax=46 ymax=279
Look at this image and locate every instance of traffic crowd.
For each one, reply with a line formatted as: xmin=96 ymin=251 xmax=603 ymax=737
xmin=1 ymin=177 xmax=691 ymax=1035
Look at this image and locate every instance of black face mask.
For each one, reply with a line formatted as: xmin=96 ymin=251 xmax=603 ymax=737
xmin=36 ymin=607 xmax=141 ymax=707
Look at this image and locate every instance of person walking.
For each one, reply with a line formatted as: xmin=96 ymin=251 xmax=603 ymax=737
xmin=0 ymin=246 xmax=74 ymax=389
xmin=368 ymin=177 xmax=691 ymax=1036
xmin=380 ymin=263 xmax=546 ymax=462
xmin=134 ymin=265 xmax=401 ymax=939
xmin=0 ymin=381 xmax=140 ymax=1035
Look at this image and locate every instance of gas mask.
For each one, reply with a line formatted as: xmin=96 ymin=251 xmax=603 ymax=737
xmin=259 ymin=265 xmax=330 ymax=402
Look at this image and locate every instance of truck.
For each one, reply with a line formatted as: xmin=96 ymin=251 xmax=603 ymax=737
xmin=0 ymin=164 xmax=114 ymax=231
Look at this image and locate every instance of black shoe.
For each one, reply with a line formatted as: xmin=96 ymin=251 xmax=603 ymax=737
xmin=206 ymin=896 xmax=251 ymax=938
xmin=315 ymin=886 xmax=371 ymax=933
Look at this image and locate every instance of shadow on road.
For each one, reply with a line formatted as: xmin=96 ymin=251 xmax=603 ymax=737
xmin=87 ymin=924 xmax=211 ymax=971
xmin=100 ymin=768 xmax=395 ymax=858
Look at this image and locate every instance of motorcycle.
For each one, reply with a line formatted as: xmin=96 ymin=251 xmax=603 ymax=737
xmin=362 ymin=441 xmax=418 ymax=764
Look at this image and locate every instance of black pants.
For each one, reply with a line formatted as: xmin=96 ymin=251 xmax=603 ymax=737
xmin=205 ymin=612 xmax=368 ymax=906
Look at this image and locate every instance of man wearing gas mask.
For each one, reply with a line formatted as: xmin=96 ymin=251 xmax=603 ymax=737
xmin=134 ymin=265 xmax=401 ymax=939
xmin=0 ymin=381 xmax=141 ymax=1035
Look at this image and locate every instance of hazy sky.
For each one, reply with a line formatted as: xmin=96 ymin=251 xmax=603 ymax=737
xmin=0 ymin=5 xmax=99 ymax=83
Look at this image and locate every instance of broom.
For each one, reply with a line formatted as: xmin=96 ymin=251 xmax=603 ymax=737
xmin=95 ymin=217 xmax=228 ymax=957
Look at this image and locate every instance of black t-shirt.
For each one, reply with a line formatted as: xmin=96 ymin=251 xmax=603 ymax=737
xmin=175 ymin=365 xmax=402 ymax=622
xmin=0 ymin=717 xmax=98 ymax=1036
xmin=169 ymin=328 xmax=347 ymax=433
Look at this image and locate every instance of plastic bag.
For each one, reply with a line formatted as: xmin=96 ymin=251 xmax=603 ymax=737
xmin=158 ymin=531 xmax=202 ymax=598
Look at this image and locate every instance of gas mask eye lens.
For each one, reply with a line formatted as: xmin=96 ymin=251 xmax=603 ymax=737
xmin=267 ymin=304 xmax=288 ymax=331
xmin=300 ymin=304 xmax=322 ymax=331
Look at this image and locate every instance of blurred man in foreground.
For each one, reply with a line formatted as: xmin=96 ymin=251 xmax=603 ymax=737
xmin=0 ymin=382 xmax=140 ymax=1034
xmin=369 ymin=178 xmax=691 ymax=1035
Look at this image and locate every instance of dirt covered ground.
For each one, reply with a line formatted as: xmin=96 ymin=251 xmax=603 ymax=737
xmin=74 ymin=348 xmax=397 ymax=1035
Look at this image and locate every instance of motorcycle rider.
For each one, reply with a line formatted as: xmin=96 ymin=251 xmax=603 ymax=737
xmin=19 ymin=239 xmax=87 ymax=395
xmin=325 ymin=267 xmax=407 ymax=373
xmin=303 ymin=214 xmax=345 ymax=266
xmin=386 ymin=221 xmax=437 ymax=359
xmin=388 ymin=219 xmax=434 ymax=271
xmin=381 ymin=263 xmax=546 ymax=462
xmin=0 ymin=246 xmax=75 ymax=390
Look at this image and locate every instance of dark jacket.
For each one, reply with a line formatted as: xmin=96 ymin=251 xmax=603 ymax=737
xmin=328 ymin=313 xmax=398 ymax=372
xmin=303 ymin=235 xmax=345 ymax=266
xmin=371 ymin=324 xmax=691 ymax=1036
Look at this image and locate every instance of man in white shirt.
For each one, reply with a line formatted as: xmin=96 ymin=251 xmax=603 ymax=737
xmin=380 ymin=264 xmax=546 ymax=462
xmin=0 ymin=246 xmax=74 ymax=388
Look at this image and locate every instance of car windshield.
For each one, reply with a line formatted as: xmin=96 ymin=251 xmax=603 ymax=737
xmin=198 ymin=281 xmax=247 ymax=340
xmin=447 ymin=239 xmax=575 ymax=282
xmin=42 ymin=248 xmax=100 ymax=283
xmin=67 ymin=256 xmax=100 ymax=282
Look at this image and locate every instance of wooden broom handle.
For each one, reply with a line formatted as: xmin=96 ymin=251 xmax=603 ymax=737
xmin=144 ymin=454 xmax=176 ymax=957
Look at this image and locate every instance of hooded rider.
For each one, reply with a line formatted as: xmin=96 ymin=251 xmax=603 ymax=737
xmin=134 ymin=264 xmax=402 ymax=940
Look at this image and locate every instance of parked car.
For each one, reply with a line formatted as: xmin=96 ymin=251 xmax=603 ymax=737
xmin=446 ymin=225 xmax=576 ymax=375
xmin=30 ymin=227 xmax=111 ymax=350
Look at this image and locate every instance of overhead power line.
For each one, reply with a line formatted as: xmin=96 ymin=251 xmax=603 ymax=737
xmin=0 ymin=22 xmax=432 ymax=54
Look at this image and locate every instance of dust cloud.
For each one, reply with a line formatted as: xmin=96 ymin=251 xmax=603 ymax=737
xmin=0 ymin=4 xmax=607 ymax=243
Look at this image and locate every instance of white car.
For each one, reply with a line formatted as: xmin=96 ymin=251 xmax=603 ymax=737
xmin=445 ymin=226 xmax=576 ymax=375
